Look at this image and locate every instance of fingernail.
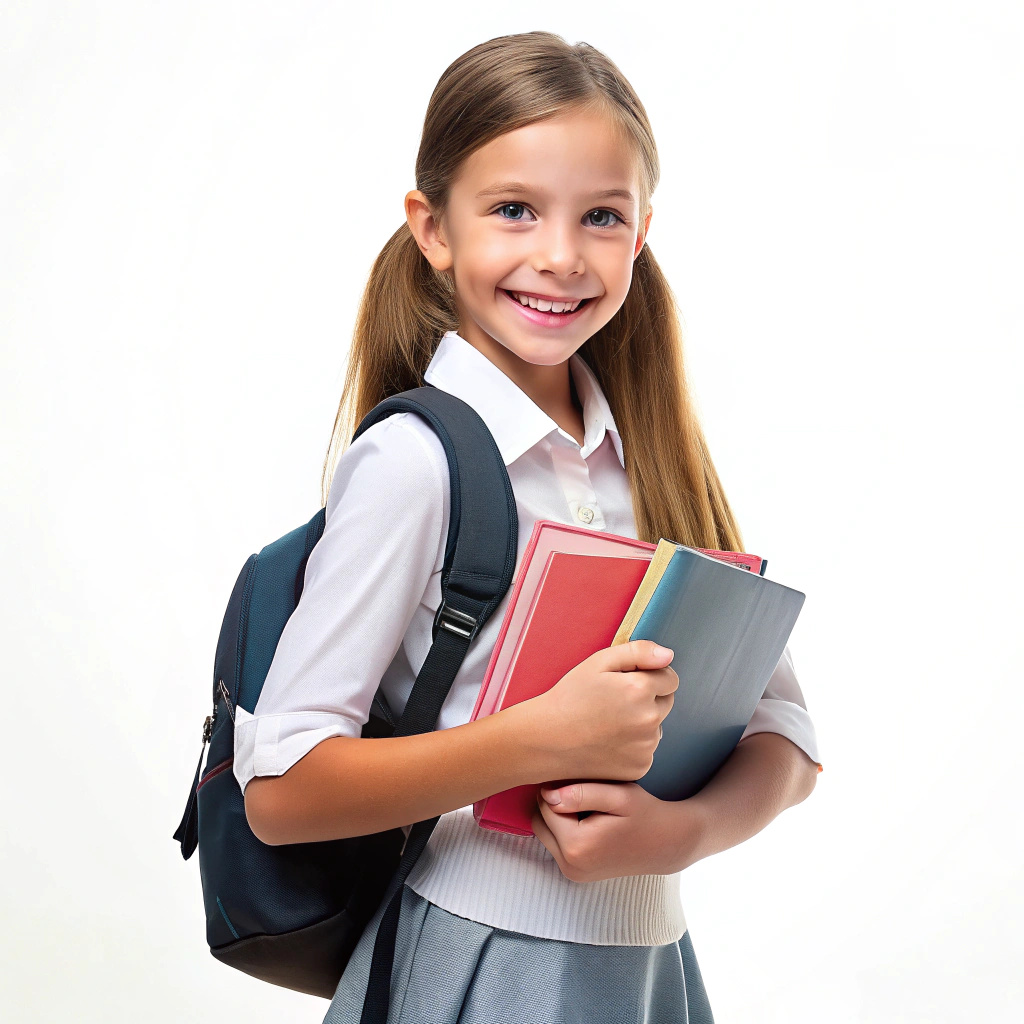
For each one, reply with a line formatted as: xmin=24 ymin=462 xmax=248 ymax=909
xmin=542 ymin=788 xmax=561 ymax=805
xmin=653 ymin=644 xmax=673 ymax=658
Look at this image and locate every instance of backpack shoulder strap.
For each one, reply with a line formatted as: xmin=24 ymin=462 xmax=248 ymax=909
xmin=352 ymin=384 xmax=518 ymax=1024
xmin=353 ymin=383 xmax=519 ymax=714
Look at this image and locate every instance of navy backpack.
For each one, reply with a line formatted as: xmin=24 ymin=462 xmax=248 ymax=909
xmin=173 ymin=385 xmax=519 ymax=1023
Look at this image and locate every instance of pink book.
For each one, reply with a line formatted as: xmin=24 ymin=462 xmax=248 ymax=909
xmin=470 ymin=519 xmax=763 ymax=835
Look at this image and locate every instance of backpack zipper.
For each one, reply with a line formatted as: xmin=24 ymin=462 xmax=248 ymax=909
xmin=217 ymin=678 xmax=235 ymax=723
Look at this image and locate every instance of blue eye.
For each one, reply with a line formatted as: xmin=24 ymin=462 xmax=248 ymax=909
xmin=587 ymin=209 xmax=622 ymax=228
xmin=497 ymin=203 xmax=530 ymax=221
xmin=493 ymin=204 xmax=624 ymax=227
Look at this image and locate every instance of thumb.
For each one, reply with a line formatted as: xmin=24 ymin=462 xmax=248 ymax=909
xmin=540 ymin=781 xmax=626 ymax=814
xmin=606 ymin=638 xmax=674 ymax=671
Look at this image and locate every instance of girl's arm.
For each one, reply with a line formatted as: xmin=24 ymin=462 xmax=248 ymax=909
xmin=245 ymin=699 xmax=557 ymax=845
xmin=667 ymin=731 xmax=820 ymax=872
xmin=247 ymin=637 xmax=675 ymax=846
xmin=531 ymin=730 xmax=819 ymax=882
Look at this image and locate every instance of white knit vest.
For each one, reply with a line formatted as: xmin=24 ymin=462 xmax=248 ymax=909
xmin=402 ymin=806 xmax=687 ymax=945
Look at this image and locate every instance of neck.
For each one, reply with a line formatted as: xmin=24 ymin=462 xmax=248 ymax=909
xmin=456 ymin=328 xmax=582 ymax=427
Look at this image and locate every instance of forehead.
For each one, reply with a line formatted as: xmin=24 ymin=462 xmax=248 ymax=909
xmin=451 ymin=108 xmax=640 ymax=202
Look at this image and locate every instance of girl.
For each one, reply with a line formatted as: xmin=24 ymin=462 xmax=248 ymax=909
xmin=235 ymin=30 xmax=822 ymax=1024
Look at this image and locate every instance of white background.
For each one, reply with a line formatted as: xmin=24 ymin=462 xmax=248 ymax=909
xmin=2 ymin=2 xmax=1021 ymax=1021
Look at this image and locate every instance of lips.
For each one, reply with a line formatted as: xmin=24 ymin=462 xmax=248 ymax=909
xmin=499 ymin=287 xmax=593 ymax=328
xmin=502 ymin=289 xmax=592 ymax=310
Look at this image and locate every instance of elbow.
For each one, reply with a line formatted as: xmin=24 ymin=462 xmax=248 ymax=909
xmin=244 ymin=776 xmax=289 ymax=846
xmin=770 ymin=733 xmax=821 ymax=807
xmin=241 ymin=739 xmax=364 ymax=845
xmin=750 ymin=732 xmax=819 ymax=808
xmin=792 ymin=753 xmax=820 ymax=806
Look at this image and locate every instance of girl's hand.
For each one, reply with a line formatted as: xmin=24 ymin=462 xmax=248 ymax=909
xmin=527 ymin=640 xmax=679 ymax=782
xmin=530 ymin=780 xmax=705 ymax=882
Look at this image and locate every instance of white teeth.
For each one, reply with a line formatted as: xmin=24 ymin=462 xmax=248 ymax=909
xmin=510 ymin=292 xmax=582 ymax=313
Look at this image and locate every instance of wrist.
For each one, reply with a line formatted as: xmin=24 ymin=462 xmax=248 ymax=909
xmin=493 ymin=698 xmax=563 ymax=785
xmin=663 ymin=792 xmax=713 ymax=873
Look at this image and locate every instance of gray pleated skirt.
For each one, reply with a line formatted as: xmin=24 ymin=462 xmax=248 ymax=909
xmin=323 ymin=883 xmax=714 ymax=1024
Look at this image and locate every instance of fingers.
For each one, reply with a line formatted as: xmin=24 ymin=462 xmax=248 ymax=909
xmin=603 ymin=638 xmax=675 ymax=673
xmin=628 ymin=664 xmax=678 ymax=698
xmin=605 ymin=642 xmax=678 ymax=693
xmin=655 ymin=665 xmax=679 ymax=696
xmin=653 ymin=691 xmax=674 ymax=718
xmin=539 ymin=780 xmax=633 ymax=815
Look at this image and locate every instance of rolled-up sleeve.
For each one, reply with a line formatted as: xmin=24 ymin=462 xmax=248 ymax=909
xmin=232 ymin=412 xmax=448 ymax=795
xmin=738 ymin=645 xmax=822 ymax=768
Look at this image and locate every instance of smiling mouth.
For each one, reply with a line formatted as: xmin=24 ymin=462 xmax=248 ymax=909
xmin=501 ymin=289 xmax=594 ymax=314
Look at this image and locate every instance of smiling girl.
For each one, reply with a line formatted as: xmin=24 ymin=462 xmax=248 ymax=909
xmin=235 ymin=30 xmax=821 ymax=1024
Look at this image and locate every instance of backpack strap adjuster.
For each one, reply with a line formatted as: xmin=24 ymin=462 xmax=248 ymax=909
xmin=432 ymin=600 xmax=482 ymax=642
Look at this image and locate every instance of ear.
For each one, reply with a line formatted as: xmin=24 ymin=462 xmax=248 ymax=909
xmin=405 ymin=190 xmax=453 ymax=273
xmin=634 ymin=204 xmax=653 ymax=259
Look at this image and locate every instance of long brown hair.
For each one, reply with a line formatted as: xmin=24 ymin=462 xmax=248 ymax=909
xmin=321 ymin=30 xmax=744 ymax=551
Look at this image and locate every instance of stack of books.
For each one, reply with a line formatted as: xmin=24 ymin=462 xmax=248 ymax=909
xmin=469 ymin=519 xmax=805 ymax=836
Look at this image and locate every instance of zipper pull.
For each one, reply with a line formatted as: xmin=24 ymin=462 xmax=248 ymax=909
xmin=172 ymin=707 xmax=215 ymax=860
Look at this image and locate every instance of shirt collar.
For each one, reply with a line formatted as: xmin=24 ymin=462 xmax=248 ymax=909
xmin=422 ymin=330 xmax=625 ymax=469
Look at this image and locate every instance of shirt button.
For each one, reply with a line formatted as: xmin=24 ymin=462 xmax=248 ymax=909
xmin=577 ymin=505 xmax=595 ymax=524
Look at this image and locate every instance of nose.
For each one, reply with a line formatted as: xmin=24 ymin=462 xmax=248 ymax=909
xmin=529 ymin=217 xmax=585 ymax=278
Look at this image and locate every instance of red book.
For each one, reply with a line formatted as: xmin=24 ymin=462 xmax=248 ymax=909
xmin=470 ymin=520 xmax=763 ymax=836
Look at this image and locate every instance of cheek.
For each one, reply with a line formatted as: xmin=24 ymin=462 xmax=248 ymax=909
xmin=587 ymin=238 xmax=635 ymax=277
xmin=448 ymin=225 xmax=505 ymax=285
xmin=475 ymin=237 xmax=524 ymax=281
xmin=590 ymin=265 xmax=632 ymax=305
xmin=616 ymin=247 xmax=642 ymax=288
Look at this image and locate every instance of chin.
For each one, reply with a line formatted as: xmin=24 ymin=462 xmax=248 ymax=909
xmin=495 ymin=332 xmax=578 ymax=364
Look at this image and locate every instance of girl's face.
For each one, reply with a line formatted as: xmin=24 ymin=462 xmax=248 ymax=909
xmin=408 ymin=106 xmax=651 ymax=378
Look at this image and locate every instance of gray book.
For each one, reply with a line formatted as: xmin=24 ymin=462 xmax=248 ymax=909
xmin=619 ymin=541 xmax=806 ymax=801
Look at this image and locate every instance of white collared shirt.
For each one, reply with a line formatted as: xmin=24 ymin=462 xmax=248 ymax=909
xmin=233 ymin=329 xmax=820 ymax=944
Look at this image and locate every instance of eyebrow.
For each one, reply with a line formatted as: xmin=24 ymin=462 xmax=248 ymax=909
xmin=474 ymin=180 xmax=635 ymax=204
